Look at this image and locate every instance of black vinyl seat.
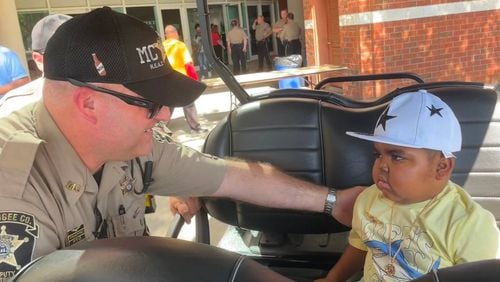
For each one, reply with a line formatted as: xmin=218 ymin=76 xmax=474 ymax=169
xmin=411 ymin=259 xmax=500 ymax=282
xmin=12 ymin=237 xmax=291 ymax=282
xmin=203 ymin=97 xmax=382 ymax=234
xmin=203 ymin=82 xmax=500 ymax=233
xmin=201 ymin=82 xmax=500 ymax=279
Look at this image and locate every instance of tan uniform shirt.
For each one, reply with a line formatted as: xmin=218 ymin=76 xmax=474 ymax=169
xmin=0 ymin=101 xmax=226 ymax=279
xmin=227 ymin=27 xmax=247 ymax=44
xmin=282 ymin=20 xmax=301 ymax=41
xmin=0 ymin=78 xmax=43 ymax=117
xmin=273 ymin=18 xmax=287 ymax=40
xmin=255 ymin=22 xmax=271 ymax=41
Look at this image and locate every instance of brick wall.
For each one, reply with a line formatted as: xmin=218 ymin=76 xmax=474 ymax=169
xmin=344 ymin=10 xmax=498 ymax=97
xmin=339 ymin=0 xmax=465 ymax=14
xmin=303 ymin=0 xmax=316 ymax=65
xmin=304 ymin=0 xmax=499 ymax=99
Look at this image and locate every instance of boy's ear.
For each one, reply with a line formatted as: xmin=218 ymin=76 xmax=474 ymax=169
xmin=436 ymin=156 xmax=455 ymax=180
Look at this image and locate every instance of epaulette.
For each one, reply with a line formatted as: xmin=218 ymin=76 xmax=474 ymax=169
xmin=0 ymin=131 xmax=43 ymax=198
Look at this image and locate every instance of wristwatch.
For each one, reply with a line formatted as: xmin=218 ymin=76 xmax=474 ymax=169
xmin=323 ymin=188 xmax=337 ymax=215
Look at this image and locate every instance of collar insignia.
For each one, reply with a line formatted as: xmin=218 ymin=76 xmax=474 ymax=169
xmin=65 ymin=181 xmax=81 ymax=193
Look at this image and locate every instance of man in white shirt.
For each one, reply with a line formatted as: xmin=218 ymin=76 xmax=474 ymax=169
xmin=0 ymin=14 xmax=71 ymax=117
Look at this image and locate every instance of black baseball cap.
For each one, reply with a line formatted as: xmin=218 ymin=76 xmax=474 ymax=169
xmin=44 ymin=7 xmax=206 ymax=107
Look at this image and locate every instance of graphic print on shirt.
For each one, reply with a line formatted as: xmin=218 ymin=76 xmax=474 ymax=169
xmin=362 ymin=221 xmax=441 ymax=281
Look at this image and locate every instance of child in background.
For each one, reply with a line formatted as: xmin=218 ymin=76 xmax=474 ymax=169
xmin=318 ymin=90 xmax=499 ymax=282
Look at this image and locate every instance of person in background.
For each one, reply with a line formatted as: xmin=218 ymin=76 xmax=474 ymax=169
xmin=194 ymin=23 xmax=211 ymax=79
xmin=226 ymin=19 xmax=248 ymax=75
xmin=282 ymin=12 xmax=302 ymax=56
xmin=211 ymin=24 xmax=225 ymax=63
xmin=252 ymin=15 xmax=273 ymax=71
xmin=272 ymin=9 xmax=288 ymax=57
xmin=0 ymin=45 xmax=30 ymax=96
xmin=0 ymin=14 xmax=71 ymax=117
xmin=317 ymin=91 xmax=500 ymax=282
xmin=163 ymin=24 xmax=206 ymax=133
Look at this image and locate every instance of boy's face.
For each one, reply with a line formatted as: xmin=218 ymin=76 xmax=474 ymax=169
xmin=372 ymin=142 xmax=448 ymax=204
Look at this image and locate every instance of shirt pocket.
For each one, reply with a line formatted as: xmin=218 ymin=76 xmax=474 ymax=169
xmin=109 ymin=205 xmax=146 ymax=237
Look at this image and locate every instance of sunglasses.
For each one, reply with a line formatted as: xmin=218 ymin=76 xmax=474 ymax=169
xmin=67 ymin=78 xmax=163 ymax=119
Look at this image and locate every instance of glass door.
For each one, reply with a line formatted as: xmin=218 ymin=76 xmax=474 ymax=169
xmin=261 ymin=4 xmax=274 ymax=54
xmin=187 ymin=5 xmax=226 ymax=69
xmin=226 ymin=4 xmax=240 ymax=25
xmin=224 ymin=4 xmax=241 ymax=65
xmin=126 ymin=6 xmax=158 ymax=33
xmin=246 ymin=5 xmax=258 ymax=57
xmin=161 ymin=9 xmax=183 ymax=40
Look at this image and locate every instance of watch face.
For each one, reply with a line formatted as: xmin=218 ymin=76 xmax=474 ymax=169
xmin=327 ymin=193 xmax=336 ymax=202
xmin=327 ymin=189 xmax=336 ymax=201
xmin=324 ymin=189 xmax=336 ymax=214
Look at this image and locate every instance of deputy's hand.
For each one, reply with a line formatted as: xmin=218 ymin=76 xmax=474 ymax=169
xmin=169 ymin=196 xmax=201 ymax=224
xmin=332 ymin=186 xmax=365 ymax=226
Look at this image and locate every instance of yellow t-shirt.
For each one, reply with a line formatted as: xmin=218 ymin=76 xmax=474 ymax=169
xmin=349 ymin=181 xmax=500 ymax=281
xmin=162 ymin=38 xmax=193 ymax=75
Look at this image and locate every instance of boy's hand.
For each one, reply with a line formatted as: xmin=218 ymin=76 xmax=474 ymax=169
xmin=333 ymin=186 xmax=365 ymax=226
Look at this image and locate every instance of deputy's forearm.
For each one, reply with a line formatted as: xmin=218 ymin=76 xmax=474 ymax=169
xmin=213 ymin=160 xmax=328 ymax=213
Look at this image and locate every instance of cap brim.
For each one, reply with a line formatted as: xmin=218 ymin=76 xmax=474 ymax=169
xmin=124 ymin=70 xmax=206 ymax=108
xmin=346 ymin=131 xmax=456 ymax=158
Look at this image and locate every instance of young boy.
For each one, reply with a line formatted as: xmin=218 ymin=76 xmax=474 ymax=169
xmin=319 ymin=90 xmax=499 ymax=281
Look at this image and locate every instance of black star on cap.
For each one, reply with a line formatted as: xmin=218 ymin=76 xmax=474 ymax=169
xmin=377 ymin=106 xmax=396 ymax=131
xmin=427 ymin=104 xmax=443 ymax=117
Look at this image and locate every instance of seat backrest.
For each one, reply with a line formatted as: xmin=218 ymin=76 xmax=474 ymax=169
xmin=429 ymin=85 xmax=500 ymax=225
xmin=203 ymin=96 xmax=384 ymax=233
xmin=203 ymin=83 xmax=500 ymax=233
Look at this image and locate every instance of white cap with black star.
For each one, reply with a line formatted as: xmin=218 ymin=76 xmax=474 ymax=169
xmin=346 ymin=90 xmax=462 ymax=158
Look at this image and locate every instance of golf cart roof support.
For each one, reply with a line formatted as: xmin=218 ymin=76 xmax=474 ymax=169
xmin=196 ymin=0 xmax=251 ymax=104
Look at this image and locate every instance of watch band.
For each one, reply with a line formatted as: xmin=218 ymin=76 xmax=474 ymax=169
xmin=323 ymin=188 xmax=337 ymax=215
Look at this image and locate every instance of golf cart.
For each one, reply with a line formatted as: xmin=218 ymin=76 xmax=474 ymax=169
xmin=12 ymin=0 xmax=500 ymax=281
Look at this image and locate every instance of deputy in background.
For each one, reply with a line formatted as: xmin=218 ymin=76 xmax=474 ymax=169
xmin=272 ymin=9 xmax=288 ymax=57
xmin=282 ymin=12 xmax=302 ymax=56
xmin=252 ymin=15 xmax=272 ymax=71
xmin=226 ymin=19 xmax=248 ymax=74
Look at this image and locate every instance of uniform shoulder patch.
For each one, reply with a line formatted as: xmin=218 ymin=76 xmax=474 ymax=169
xmin=0 ymin=211 xmax=39 ymax=280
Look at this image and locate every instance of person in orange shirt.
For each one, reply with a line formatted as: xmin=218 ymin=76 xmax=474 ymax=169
xmin=163 ymin=25 xmax=206 ymax=133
